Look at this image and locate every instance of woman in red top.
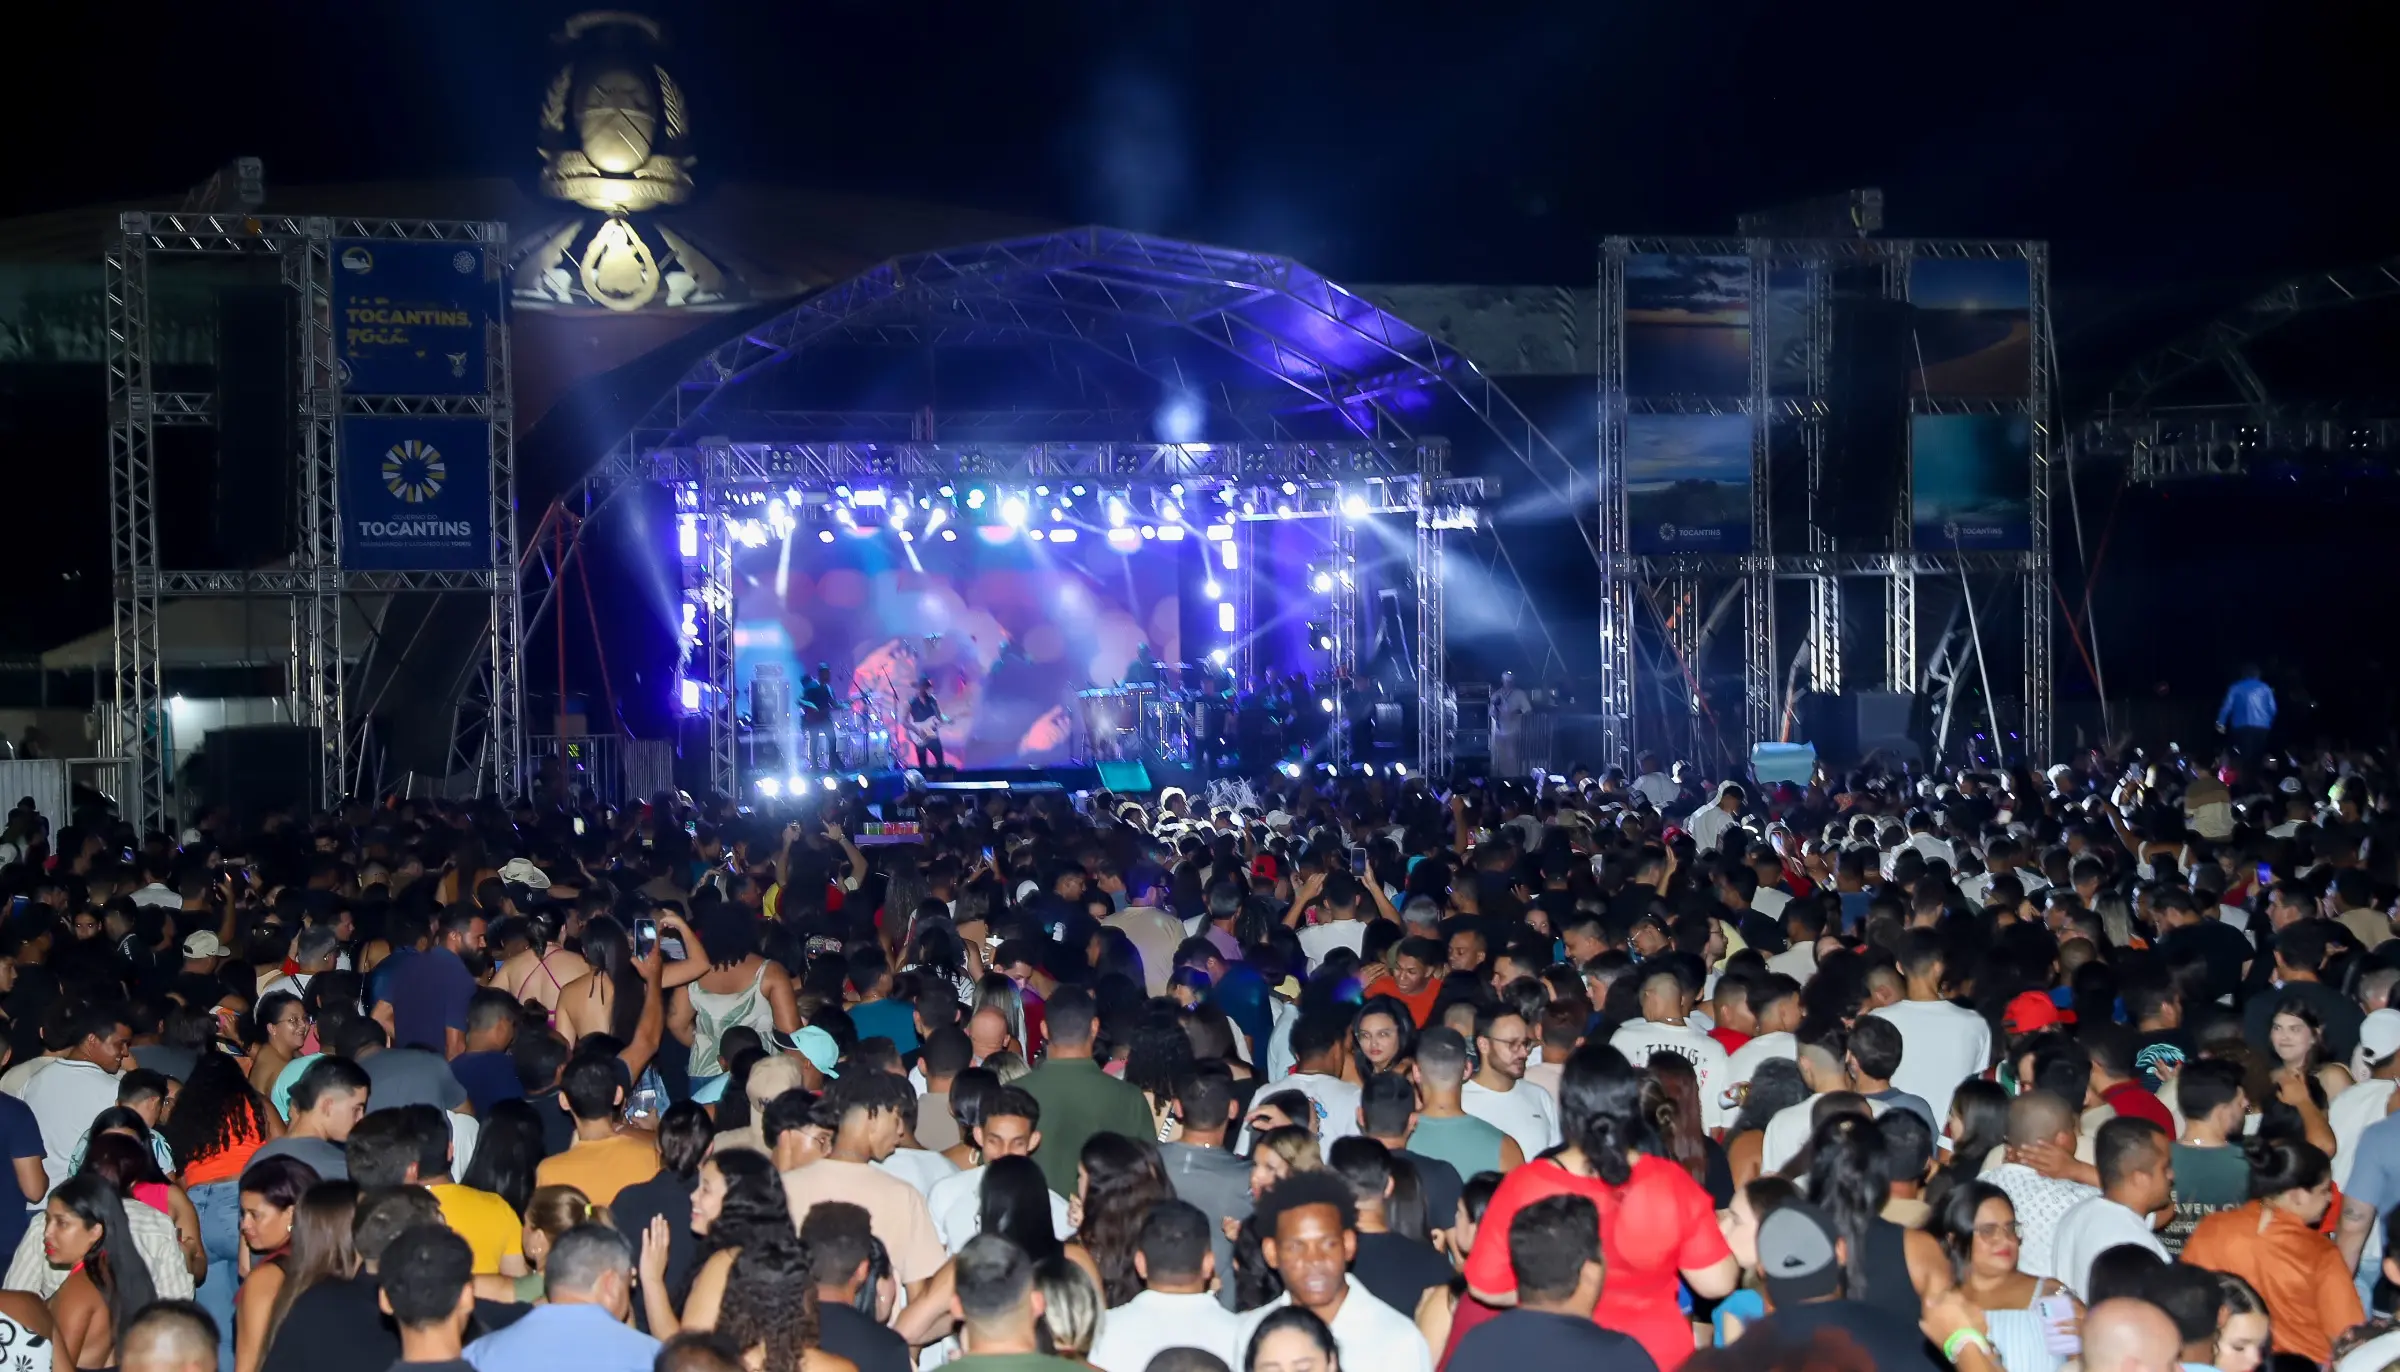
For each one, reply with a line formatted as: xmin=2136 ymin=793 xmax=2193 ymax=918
xmin=1464 ymin=1044 xmax=1738 ymax=1370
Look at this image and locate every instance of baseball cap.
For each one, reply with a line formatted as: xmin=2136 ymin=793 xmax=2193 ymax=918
xmin=182 ymin=932 xmax=228 ymax=959
xmin=1757 ymin=1199 xmax=1844 ymax=1304
xmin=2357 ymin=1009 xmax=2400 ymax=1076
xmin=2004 ymin=990 xmax=2064 ymax=1035
xmin=792 ymin=1025 xmax=841 ymax=1080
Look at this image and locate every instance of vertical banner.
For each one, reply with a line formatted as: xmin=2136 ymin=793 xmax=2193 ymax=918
xmin=333 ymin=239 xmax=490 ymax=394
xmin=1623 ymin=253 xmax=1751 ymax=394
xmin=1908 ymin=258 xmax=2031 ymax=396
xmin=338 ymin=414 xmax=491 ymax=569
xmin=1627 ymin=413 xmax=1753 ymax=553
xmin=1911 ymin=413 xmax=2032 ymax=549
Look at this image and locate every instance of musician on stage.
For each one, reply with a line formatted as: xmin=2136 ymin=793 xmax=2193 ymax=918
xmin=906 ymin=676 xmax=949 ymax=770
xmin=799 ymin=662 xmax=843 ymax=770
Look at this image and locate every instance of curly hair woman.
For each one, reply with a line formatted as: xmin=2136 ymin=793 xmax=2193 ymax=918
xmin=643 ymin=1148 xmax=793 ymax=1335
xmin=714 ymin=1234 xmax=853 ymax=1372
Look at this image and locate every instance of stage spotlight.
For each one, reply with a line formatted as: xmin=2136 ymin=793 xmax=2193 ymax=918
xmin=1393 ymin=762 xmax=1408 ymax=776
xmin=891 ymin=502 xmax=911 ymax=526
xmin=1241 ymin=498 xmax=1257 ymax=516
xmin=1217 ymin=602 xmax=1236 ymax=632
xmin=1049 ymin=528 xmax=1079 ymax=543
xmin=854 ymin=488 xmax=886 ymax=508
xmin=822 ymin=776 xmax=839 ymax=792
xmin=1274 ymin=503 xmax=1293 ymax=519
xmin=1107 ymin=496 xmax=1128 ymax=528
xmin=834 ymin=506 xmax=855 ymax=528
xmin=1140 ymin=526 xmax=1156 ymax=539
xmin=1278 ymin=761 xmax=1302 ymax=778
xmin=1204 ymin=524 xmax=1232 ymax=542
xmin=1035 ymin=485 xmax=1050 ymax=497
xmin=1321 ymin=697 xmax=1335 ymax=713
xmin=1220 ymin=541 xmax=1239 ymax=570
xmin=1051 ymin=507 xmax=1066 ymax=522
xmin=1208 ymin=647 xmax=1230 ymax=666
xmin=1162 ymin=501 xmax=1183 ymax=523
xmin=835 ymin=484 xmax=851 ymax=500
xmin=940 ymin=529 xmax=957 ymax=542
xmin=788 ymin=774 xmax=807 ymax=792
xmin=1360 ymin=763 xmax=1375 ymax=776
xmin=1001 ymin=493 xmax=1029 ymax=526
xmin=1071 ymin=484 xmax=1088 ymax=497
xmin=924 ymin=506 xmax=948 ymax=532
xmin=1157 ymin=526 xmax=1184 ymax=541
xmin=966 ymin=487 xmax=988 ymax=510
xmin=677 ymin=515 xmax=699 ymax=558
xmin=1204 ymin=579 xmax=1221 ymax=599
xmin=817 ymin=530 xmax=835 ymax=544
xmin=757 ymin=776 xmax=782 ymax=798
xmin=678 ymin=678 xmax=703 ymax=710
xmin=1310 ymin=570 xmax=1333 ymax=593
xmin=1281 ymin=481 xmax=1298 ymax=496
xmin=1170 ymin=483 xmax=1185 ymax=498
xmin=1029 ymin=529 xmax=1047 ymax=542
xmin=1342 ymin=492 xmax=1368 ymax=519
xmin=939 ymin=484 xmax=956 ymax=498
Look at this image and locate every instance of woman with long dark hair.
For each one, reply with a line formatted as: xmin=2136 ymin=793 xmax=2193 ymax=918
xmin=558 ymin=909 xmax=707 ymax=1081
xmin=456 ymin=1098 xmax=548 ymax=1216
xmin=978 ymin=1154 xmax=1064 ymax=1265
xmin=248 ymin=991 xmax=309 ymax=1098
xmin=257 ymin=1181 xmax=357 ymax=1370
xmin=78 ymin=1124 xmax=204 ymax=1284
xmin=1641 ymin=1051 xmax=1733 ymax=1207
xmin=1928 ymin=1078 xmax=2010 ymax=1214
xmin=1121 ymin=1004 xmax=1195 ymax=1136
xmin=1461 ymin=1044 xmax=1736 ymax=1371
xmin=643 ymin=1149 xmax=791 ymax=1334
xmin=232 ymin=1155 xmax=319 ymax=1372
xmin=1800 ymin=1112 xmax=1948 ymax=1319
xmin=162 ymin=1049 xmax=278 ymax=1364
xmin=43 ymin=1173 xmax=157 ymax=1369
xmin=1070 ymin=1132 xmax=1173 ymax=1307
xmin=715 ymin=1234 xmax=848 ymax=1372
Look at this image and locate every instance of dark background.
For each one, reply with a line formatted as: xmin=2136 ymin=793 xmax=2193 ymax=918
xmin=6 ymin=0 xmax=2398 ymax=741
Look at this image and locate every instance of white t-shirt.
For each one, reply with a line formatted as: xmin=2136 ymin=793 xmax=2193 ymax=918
xmin=1687 ymin=803 xmax=1738 ymax=855
xmin=1750 ymin=886 xmax=1792 ymax=921
xmin=1090 ymin=1288 xmax=1243 ymax=1372
xmin=2050 ymin=1196 xmax=2167 ymax=1300
xmin=1632 ymin=772 xmax=1680 ymax=810
xmin=1461 ymin=1076 xmax=1561 ymax=1159
xmin=1760 ymin=1094 xmax=1889 ymax=1175
xmin=926 ymin=1163 xmax=1074 ymax=1255
xmin=2331 ymin=1079 xmax=2399 ymax=1186
xmin=20 ymin=1059 xmax=123 ymax=1188
xmin=1297 ymin=919 xmax=1368 ymax=970
xmin=1726 ymin=1031 xmax=1797 ymax=1096
xmin=1233 ymin=1279 xmax=1432 ymax=1372
xmin=875 ymin=1146 xmax=961 ymax=1199
xmin=1608 ymin=1020 xmax=1735 ymax=1131
xmin=1868 ymin=998 xmax=1992 ymax=1125
xmin=1765 ymin=942 xmax=1818 ymax=985
xmin=1277 ymin=1071 xmax=1364 ymax=1146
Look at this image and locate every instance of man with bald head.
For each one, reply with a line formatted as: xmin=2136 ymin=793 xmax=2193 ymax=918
xmin=967 ymin=1007 xmax=1013 ymax=1062
xmin=1981 ymin=1090 xmax=2099 ymax=1280
xmin=2077 ymin=1297 xmax=2181 ymax=1372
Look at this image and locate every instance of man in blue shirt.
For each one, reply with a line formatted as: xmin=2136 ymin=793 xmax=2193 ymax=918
xmin=2216 ymin=665 xmax=2275 ymax=759
xmin=464 ymin=1224 xmax=658 ymax=1372
xmin=377 ymin=906 xmax=484 ymax=1057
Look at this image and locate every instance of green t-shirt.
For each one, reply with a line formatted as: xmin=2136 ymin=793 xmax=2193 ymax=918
xmin=947 ymin=1355 xmax=1089 ymax=1372
xmin=2165 ymin=1142 xmax=2249 ymax=1255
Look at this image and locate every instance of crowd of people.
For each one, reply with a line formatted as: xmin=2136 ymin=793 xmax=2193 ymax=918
xmin=2 ymin=740 xmax=2399 ymax=1372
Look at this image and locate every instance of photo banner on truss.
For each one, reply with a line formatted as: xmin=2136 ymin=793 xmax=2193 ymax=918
xmin=1626 ymin=413 xmax=1753 ymax=553
xmin=1911 ymin=412 xmax=2033 ymax=550
xmin=333 ymin=239 xmax=492 ymax=394
xmin=1623 ymin=253 xmax=1751 ymax=396
xmin=1908 ymin=258 xmax=2032 ymax=397
xmin=337 ymin=413 xmax=493 ymax=569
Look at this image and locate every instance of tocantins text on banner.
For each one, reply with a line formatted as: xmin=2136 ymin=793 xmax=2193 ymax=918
xmin=338 ymin=414 xmax=491 ymax=570
xmin=333 ymin=239 xmax=492 ymax=394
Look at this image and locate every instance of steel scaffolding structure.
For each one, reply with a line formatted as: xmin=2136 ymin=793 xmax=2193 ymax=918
xmin=1597 ymin=235 xmax=2054 ymax=770
xmin=103 ymin=213 xmax=521 ymax=831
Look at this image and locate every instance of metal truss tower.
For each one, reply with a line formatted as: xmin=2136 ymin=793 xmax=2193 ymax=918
xmin=104 ymin=213 xmax=520 ymax=832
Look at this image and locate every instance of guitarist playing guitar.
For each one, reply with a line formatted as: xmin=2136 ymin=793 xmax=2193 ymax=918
xmin=905 ymin=676 xmax=950 ymax=770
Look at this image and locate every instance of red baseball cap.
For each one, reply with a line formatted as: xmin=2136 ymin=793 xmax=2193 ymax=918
xmin=2004 ymin=990 xmax=2063 ymax=1035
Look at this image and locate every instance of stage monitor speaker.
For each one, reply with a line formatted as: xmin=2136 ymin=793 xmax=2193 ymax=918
xmin=1796 ymin=691 xmax=1919 ymax=768
xmin=1822 ymin=279 xmax=1911 ymax=545
xmin=203 ymin=725 xmax=323 ymax=830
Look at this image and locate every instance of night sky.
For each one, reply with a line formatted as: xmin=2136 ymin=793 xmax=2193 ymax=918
xmin=10 ymin=1 xmax=2400 ymax=727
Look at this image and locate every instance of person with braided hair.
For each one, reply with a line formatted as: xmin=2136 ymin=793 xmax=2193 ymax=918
xmin=1462 ymin=1043 xmax=1737 ymax=1371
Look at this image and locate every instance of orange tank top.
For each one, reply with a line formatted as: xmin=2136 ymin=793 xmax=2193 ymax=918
xmin=182 ymin=1114 xmax=265 ymax=1186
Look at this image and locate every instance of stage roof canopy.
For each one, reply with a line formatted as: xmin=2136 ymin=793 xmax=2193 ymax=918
xmin=610 ymin=228 xmax=1583 ymax=539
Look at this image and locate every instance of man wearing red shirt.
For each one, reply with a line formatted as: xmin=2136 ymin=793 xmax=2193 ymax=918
xmin=2089 ymin=1026 xmax=2175 ymax=1131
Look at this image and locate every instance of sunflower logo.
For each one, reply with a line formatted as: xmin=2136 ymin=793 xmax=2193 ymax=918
xmin=381 ymin=439 xmax=447 ymax=504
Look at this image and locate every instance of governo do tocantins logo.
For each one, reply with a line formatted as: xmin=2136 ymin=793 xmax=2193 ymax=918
xmin=381 ymin=439 xmax=447 ymax=504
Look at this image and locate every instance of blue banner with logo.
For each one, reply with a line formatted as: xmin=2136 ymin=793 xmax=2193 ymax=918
xmin=1625 ymin=413 xmax=1754 ymax=553
xmin=339 ymin=414 xmax=490 ymax=570
xmin=334 ymin=240 xmax=490 ymax=394
xmin=1911 ymin=413 xmax=2032 ymax=550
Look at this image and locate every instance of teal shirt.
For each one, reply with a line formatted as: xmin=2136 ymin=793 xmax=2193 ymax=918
xmin=1017 ymin=1057 xmax=1157 ymax=1196
xmin=1408 ymin=1112 xmax=1510 ymax=1180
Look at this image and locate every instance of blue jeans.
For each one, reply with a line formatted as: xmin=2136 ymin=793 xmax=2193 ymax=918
xmin=189 ymin=1179 xmax=241 ymax=1368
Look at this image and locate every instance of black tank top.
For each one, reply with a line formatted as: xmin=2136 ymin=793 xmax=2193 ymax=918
xmin=1858 ymin=1216 xmax=1922 ymax=1324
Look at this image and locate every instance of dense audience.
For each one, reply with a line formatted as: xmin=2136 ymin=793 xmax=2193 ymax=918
xmin=5 ymin=743 xmax=2400 ymax=1372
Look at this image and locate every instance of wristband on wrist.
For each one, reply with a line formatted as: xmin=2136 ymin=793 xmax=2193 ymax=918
xmin=1943 ymin=1329 xmax=1992 ymax=1362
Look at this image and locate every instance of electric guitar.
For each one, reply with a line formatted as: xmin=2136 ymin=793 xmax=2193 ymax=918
xmin=906 ymin=711 xmax=950 ymax=747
